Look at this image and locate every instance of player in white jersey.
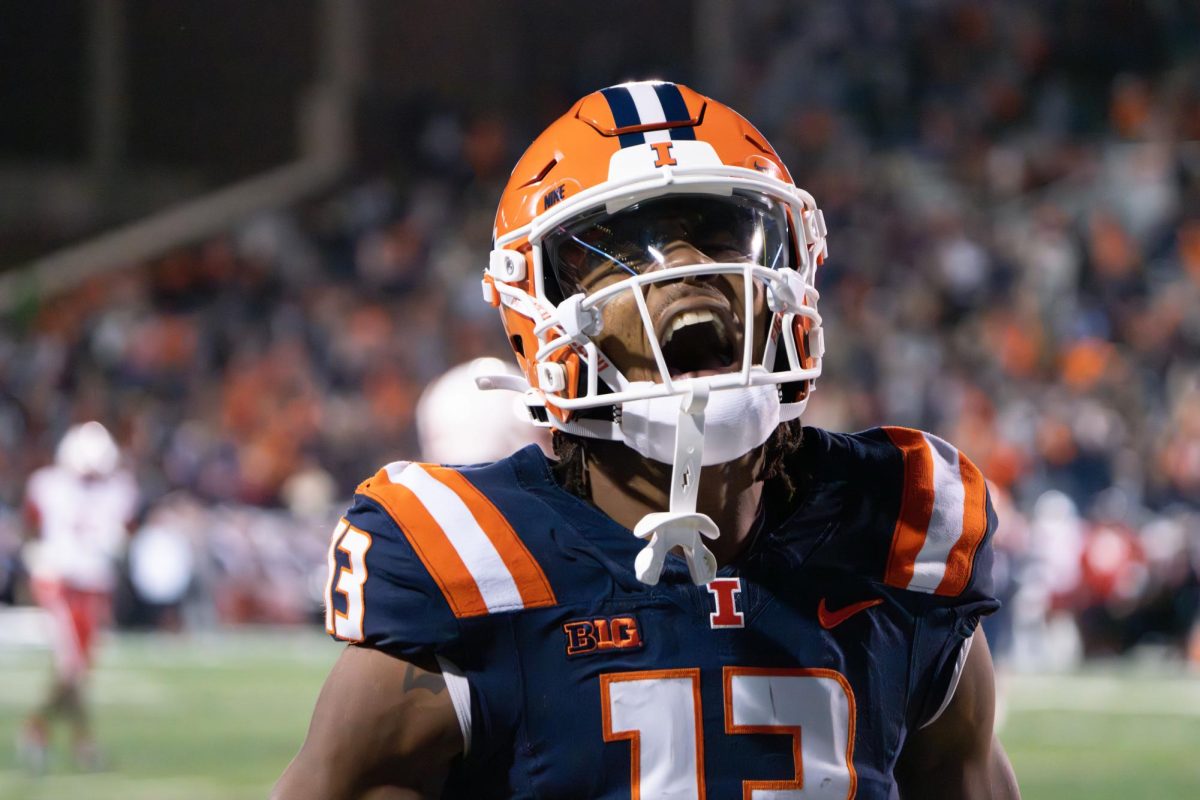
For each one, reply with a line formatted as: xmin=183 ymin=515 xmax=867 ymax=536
xmin=18 ymin=421 xmax=138 ymax=772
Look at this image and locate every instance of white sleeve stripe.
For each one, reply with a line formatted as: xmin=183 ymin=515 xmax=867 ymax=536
xmin=392 ymin=463 xmax=525 ymax=613
xmin=920 ymin=631 xmax=975 ymax=729
xmin=907 ymin=433 xmax=967 ymax=592
xmin=436 ymin=655 xmax=472 ymax=756
xmin=384 ymin=460 xmax=412 ymax=482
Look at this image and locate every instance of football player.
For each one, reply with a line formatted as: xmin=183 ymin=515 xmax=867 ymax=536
xmin=19 ymin=421 xmax=138 ymax=772
xmin=276 ymin=82 xmax=1019 ymax=799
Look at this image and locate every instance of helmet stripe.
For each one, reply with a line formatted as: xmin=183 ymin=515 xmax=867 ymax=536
xmin=626 ymin=83 xmax=667 ymax=123
xmin=654 ymin=83 xmax=697 ymax=140
xmin=600 ymin=86 xmax=646 ymax=148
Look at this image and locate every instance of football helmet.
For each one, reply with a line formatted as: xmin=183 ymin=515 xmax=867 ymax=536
xmin=481 ymin=81 xmax=827 ymax=584
xmin=417 ymin=358 xmax=552 ymax=464
xmin=56 ymin=421 xmax=120 ymax=477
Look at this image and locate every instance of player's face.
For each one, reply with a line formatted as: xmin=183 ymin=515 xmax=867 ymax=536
xmin=544 ymin=194 xmax=784 ymax=383
xmin=589 ymin=241 xmax=768 ymax=384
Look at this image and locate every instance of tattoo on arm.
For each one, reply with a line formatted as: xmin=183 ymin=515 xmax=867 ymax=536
xmin=402 ymin=663 xmax=447 ymax=695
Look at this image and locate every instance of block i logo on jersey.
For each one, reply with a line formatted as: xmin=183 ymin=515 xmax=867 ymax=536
xmin=562 ymin=615 xmax=643 ymax=656
xmin=707 ymin=577 xmax=744 ymax=628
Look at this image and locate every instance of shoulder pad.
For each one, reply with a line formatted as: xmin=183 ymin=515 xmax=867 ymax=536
xmin=355 ymin=460 xmax=557 ymax=619
xmin=878 ymin=427 xmax=991 ymax=598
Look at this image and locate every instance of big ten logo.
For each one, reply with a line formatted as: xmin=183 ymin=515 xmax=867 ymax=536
xmin=562 ymin=615 xmax=643 ymax=656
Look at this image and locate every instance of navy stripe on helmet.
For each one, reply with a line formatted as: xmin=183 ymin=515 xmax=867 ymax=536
xmin=600 ymin=86 xmax=646 ymax=147
xmin=655 ymin=83 xmax=696 ymax=140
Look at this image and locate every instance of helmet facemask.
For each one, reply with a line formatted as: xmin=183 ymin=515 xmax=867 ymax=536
xmin=518 ymin=183 xmax=824 ymax=443
xmin=537 ymin=191 xmax=813 ymax=410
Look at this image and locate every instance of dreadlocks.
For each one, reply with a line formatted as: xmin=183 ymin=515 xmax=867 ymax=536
xmin=550 ymin=429 xmax=590 ymax=499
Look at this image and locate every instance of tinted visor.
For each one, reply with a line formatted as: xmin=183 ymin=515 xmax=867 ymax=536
xmin=542 ymin=192 xmax=791 ymax=303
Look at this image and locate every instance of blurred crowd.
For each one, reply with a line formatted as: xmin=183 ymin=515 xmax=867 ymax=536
xmin=1 ymin=1 xmax=1198 ymax=664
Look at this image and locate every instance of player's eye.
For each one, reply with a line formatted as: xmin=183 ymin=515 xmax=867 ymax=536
xmin=579 ymin=258 xmax=635 ymax=291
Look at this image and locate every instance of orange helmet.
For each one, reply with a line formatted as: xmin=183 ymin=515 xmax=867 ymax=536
xmin=482 ymin=81 xmax=827 ymax=443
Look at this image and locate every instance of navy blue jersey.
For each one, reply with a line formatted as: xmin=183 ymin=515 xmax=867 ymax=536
xmin=325 ymin=426 xmax=999 ymax=799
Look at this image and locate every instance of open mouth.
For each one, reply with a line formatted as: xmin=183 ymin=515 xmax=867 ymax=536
xmin=655 ymin=301 xmax=738 ymax=379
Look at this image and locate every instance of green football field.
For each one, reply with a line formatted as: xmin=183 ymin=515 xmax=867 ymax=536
xmin=0 ymin=630 xmax=1197 ymax=799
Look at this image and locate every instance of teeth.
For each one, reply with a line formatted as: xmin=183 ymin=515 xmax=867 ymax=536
xmin=663 ymin=309 xmax=727 ymax=346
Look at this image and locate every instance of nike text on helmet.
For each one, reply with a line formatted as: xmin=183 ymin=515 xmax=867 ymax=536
xmin=481 ymin=81 xmax=828 ymax=585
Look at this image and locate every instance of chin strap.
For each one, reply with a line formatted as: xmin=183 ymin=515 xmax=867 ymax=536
xmin=632 ymin=384 xmax=719 ymax=585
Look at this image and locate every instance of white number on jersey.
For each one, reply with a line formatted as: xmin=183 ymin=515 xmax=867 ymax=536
xmin=601 ymin=669 xmax=705 ymax=800
xmin=600 ymin=667 xmax=856 ymax=799
xmin=325 ymin=519 xmax=373 ymax=641
xmin=724 ymin=667 xmax=856 ymax=798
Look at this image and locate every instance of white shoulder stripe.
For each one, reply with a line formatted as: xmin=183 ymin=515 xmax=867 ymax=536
xmin=391 ymin=463 xmax=524 ymax=613
xmin=908 ymin=433 xmax=967 ymax=592
xmin=384 ymin=460 xmax=412 ymax=482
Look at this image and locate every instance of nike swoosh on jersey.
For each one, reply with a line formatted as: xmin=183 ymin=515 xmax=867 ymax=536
xmin=817 ymin=597 xmax=884 ymax=629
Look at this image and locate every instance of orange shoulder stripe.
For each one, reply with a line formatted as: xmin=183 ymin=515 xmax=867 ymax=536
xmin=422 ymin=465 xmax=557 ymax=610
xmin=358 ymin=471 xmax=489 ymax=619
xmin=882 ymin=427 xmax=936 ymax=590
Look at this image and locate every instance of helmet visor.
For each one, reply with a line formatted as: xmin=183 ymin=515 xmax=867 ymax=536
xmin=542 ymin=192 xmax=791 ymax=303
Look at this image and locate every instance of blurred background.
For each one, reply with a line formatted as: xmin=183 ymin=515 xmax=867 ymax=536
xmin=1 ymin=1 xmax=1198 ymax=797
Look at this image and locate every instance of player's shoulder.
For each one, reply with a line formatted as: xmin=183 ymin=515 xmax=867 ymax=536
xmin=797 ymin=425 xmax=966 ymax=476
xmin=341 ymin=451 xmax=559 ymax=628
xmin=27 ymin=463 xmax=63 ymax=484
xmin=797 ymin=426 xmax=995 ymax=601
xmin=25 ymin=464 xmax=69 ymax=499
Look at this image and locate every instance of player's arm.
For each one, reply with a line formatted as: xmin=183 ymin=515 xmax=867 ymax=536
xmin=273 ymin=644 xmax=463 ymax=800
xmin=894 ymin=629 xmax=1020 ymax=800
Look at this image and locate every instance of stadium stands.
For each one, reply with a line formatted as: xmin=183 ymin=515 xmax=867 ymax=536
xmin=1 ymin=0 xmax=1197 ymax=656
